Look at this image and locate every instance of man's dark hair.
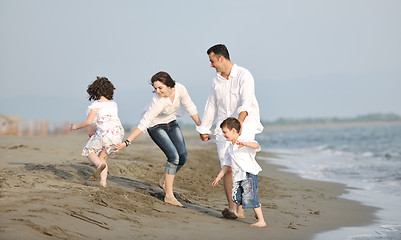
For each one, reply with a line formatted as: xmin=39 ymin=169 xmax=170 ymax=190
xmin=207 ymin=44 xmax=230 ymax=60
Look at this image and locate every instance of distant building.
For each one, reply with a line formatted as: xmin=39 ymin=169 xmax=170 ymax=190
xmin=0 ymin=114 xmax=23 ymax=135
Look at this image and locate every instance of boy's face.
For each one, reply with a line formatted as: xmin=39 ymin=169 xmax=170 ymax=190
xmin=221 ymin=126 xmax=239 ymax=142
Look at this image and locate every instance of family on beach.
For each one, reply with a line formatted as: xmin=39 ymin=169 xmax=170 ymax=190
xmin=70 ymin=44 xmax=266 ymax=228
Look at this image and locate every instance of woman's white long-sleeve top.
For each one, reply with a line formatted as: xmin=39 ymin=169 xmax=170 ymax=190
xmin=137 ymin=83 xmax=198 ymax=132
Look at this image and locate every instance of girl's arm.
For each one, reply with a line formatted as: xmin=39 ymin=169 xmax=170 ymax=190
xmin=212 ymin=165 xmax=231 ymax=186
xmin=70 ymin=110 xmax=96 ymax=131
xmin=237 ymin=141 xmax=260 ymax=149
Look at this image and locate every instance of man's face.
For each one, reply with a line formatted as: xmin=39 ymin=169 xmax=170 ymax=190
xmin=208 ymin=52 xmax=223 ymax=72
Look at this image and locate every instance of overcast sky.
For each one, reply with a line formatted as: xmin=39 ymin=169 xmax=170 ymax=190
xmin=1 ymin=0 xmax=400 ymax=124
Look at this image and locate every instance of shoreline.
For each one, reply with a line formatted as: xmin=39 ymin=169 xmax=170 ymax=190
xmin=0 ymin=133 xmax=377 ymax=239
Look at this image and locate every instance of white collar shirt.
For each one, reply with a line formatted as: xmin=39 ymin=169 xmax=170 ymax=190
xmin=196 ymin=64 xmax=263 ymax=138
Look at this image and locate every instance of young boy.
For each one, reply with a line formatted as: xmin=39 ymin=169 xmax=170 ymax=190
xmin=212 ymin=117 xmax=266 ymax=228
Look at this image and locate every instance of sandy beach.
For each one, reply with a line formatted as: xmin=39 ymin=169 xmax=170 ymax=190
xmin=0 ymin=132 xmax=377 ymax=240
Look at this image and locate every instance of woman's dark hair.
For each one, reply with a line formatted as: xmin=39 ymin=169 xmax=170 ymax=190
xmin=207 ymin=44 xmax=230 ymax=60
xmin=150 ymin=71 xmax=175 ymax=88
xmin=87 ymin=77 xmax=115 ymax=101
xmin=220 ymin=117 xmax=241 ymax=133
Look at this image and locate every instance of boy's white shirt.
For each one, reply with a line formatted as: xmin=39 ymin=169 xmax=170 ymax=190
xmin=222 ymin=136 xmax=262 ymax=182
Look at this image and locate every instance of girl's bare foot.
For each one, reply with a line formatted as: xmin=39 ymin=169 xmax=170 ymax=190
xmin=250 ymin=221 xmax=267 ymax=228
xmin=100 ymin=181 xmax=107 ymax=188
xmin=164 ymin=196 xmax=183 ymax=207
xmin=89 ymin=163 xmax=106 ymax=181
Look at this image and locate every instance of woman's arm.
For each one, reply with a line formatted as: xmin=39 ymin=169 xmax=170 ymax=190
xmin=113 ymin=127 xmax=143 ymax=152
xmin=191 ymin=114 xmax=201 ymax=126
xmin=70 ymin=110 xmax=96 ymax=131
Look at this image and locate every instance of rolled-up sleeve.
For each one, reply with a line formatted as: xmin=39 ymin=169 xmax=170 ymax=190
xmin=137 ymin=96 xmax=164 ymax=132
xmin=196 ymin=85 xmax=217 ymax=134
xmin=237 ymin=71 xmax=255 ymax=114
xmin=179 ymin=84 xmax=198 ymax=117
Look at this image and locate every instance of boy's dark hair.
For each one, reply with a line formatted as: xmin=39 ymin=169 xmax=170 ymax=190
xmin=220 ymin=117 xmax=241 ymax=133
xmin=151 ymin=71 xmax=176 ymax=88
xmin=87 ymin=77 xmax=115 ymax=101
xmin=207 ymin=44 xmax=230 ymax=60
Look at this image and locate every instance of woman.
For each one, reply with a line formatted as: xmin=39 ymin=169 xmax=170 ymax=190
xmin=114 ymin=71 xmax=201 ymax=207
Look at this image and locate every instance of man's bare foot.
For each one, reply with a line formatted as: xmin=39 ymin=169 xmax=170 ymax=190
xmin=164 ymin=196 xmax=183 ymax=207
xmin=89 ymin=163 xmax=106 ymax=181
xmin=250 ymin=221 xmax=267 ymax=228
xmin=222 ymin=208 xmax=238 ymax=219
xmin=100 ymin=181 xmax=107 ymax=188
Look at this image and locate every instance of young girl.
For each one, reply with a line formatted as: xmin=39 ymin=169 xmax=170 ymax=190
xmin=70 ymin=77 xmax=124 ymax=188
xmin=114 ymin=71 xmax=201 ymax=207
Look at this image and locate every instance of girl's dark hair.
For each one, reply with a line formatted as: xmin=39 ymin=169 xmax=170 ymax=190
xmin=87 ymin=77 xmax=115 ymax=101
xmin=207 ymin=44 xmax=230 ymax=60
xmin=150 ymin=71 xmax=175 ymax=88
xmin=220 ymin=117 xmax=241 ymax=133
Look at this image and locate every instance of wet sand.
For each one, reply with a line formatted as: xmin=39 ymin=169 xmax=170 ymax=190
xmin=0 ymin=132 xmax=377 ymax=240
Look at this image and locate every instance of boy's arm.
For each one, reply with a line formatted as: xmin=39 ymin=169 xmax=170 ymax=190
xmin=212 ymin=165 xmax=231 ymax=186
xmin=236 ymin=141 xmax=260 ymax=149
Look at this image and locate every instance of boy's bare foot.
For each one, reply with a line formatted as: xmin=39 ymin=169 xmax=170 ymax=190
xmin=164 ymin=196 xmax=183 ymax=207
xmin=255 ymin=203 xmax=262 ymax=219
xmin=237 ymin=208 xmax=245 ymax=219
xmin=222 ymin=208 xmax=238 ymax=219
xmin=89 ymin=163 xmax=106 ymax=181
xmin=100 ymin=181 xmax=107 ymax=188
xmin=250 ymin=221 xmax=267 ymax=228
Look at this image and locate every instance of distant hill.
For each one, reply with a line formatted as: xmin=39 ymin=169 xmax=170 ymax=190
xmin=261 ymin=113 xmax=401 ymax=127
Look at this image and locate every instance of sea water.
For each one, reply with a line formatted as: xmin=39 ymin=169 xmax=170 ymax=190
xmin=257 ymin=123 xmax=401 ymax=240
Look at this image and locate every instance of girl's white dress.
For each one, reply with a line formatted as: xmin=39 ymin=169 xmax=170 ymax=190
xmin=82 ymin=100 xmax=124 ymax=156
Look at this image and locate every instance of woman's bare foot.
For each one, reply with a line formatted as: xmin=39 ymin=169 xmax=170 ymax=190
xmin=164 ymin=196 xmax=183 ymax=207
xmin=158 ymin=177 xmax=165 ymax=191
xmin=89 ymin=163 xmax=106 ymax=181
xmin=250 ymin=221 xmax=267 ymax=228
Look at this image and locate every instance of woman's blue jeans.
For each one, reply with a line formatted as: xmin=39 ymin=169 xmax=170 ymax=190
xmin=147 ymin=120 xmax=187 ymax=175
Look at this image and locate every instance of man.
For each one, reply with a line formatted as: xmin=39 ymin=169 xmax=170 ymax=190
xmin=197 ymin=44 xmax=263 ymax=219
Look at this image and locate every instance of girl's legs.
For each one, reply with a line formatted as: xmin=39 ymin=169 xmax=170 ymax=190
xmin=98 ymin=151 xmax=109 ymax=188
xmin=87 ymin=152 xmax=108 ymax=188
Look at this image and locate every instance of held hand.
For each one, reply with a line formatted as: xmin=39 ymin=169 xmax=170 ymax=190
xmin=112 ymin=142 xmax=126 ymax=153
xmin=200 ymin=134 xmax=210 ymax=142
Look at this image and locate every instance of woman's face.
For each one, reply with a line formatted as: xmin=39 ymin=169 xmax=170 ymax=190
xmin=153 ymin=81 xmax=172 ymax=98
